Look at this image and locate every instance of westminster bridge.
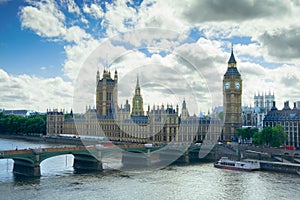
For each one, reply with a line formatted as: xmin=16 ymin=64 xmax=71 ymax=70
xmin=0 ymin=144 xmax=212 ymax=177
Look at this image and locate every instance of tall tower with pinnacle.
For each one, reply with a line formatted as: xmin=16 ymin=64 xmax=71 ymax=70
xmin=96 ymin=68 xmax=118 ymax=117
xmin=223 ymin=46 xmax=242 ymax=140
xmin=181 ymin=99 xmax=189 ymax=120
xmin=132 ymin=75 xmax=144 ymax=116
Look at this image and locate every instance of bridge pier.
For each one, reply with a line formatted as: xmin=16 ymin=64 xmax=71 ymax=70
xmin=184 ymin=151 xmax=190 ymax=164
xmin=173 ymin=151 xmax=190 ymax=164
xmin=73 ymin=154 xmax=102 ymax=172
xmin=121 ymin=151 xmax=150 ymax=169
xmin=13 ymin=154 xmax=41 ymax=177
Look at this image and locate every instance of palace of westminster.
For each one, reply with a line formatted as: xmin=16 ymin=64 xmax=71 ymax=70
xmin=46 ymin=49 xmax=300 ymax=147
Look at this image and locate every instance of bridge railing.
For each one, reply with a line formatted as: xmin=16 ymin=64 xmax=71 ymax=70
xmin=1 ymin=149 xmax=34 ymax=155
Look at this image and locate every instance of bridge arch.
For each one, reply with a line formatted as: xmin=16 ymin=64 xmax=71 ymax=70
xmin=39 ymin=150 xmax=94 ymax=163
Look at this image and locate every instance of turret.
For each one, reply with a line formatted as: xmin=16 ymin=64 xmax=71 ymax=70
xmin=271 ymin=101 xmax=277 ymax=111
xmin=114 ymin=69 xmax=118 ymax=82
xmin=136 ymin=75 xmax=140 ymax=95
xmin=96 ymin=70 xmax=100 ymax=84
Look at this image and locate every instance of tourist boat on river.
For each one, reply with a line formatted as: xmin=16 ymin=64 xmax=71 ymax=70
xmin=214 ymin=157 xmax=260 ymax=171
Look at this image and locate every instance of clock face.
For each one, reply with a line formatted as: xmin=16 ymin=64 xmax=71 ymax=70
xmin=225 ymin=82 xmax=230 ymax=89
xmin=235 ymin=82 xmax=240 ymax=89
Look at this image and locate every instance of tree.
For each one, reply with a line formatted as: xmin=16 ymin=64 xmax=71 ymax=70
xmin=261 ymin=126 xmax=273 ymax=146
xmin=236 ymin=127 xmax=258 ymax=142
xmin=252 ymin=125 xmax=287 ymax=147
xmin=0 ymin=114 xmax=46 ymax=135
xmin=253 ymin=131 xmax=263 ymax=146
xmin=270 ymin=125 xmax=287 ymax=147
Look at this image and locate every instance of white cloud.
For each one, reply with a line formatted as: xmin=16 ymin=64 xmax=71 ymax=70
xmin=80 ymin=36 xmax=226 ymax=114
xmin=15 ymin=0 xmax=300 ymax=112
xmin=20 ymin=0 xmax=66 ymax=38
xmin=61 ymin=0 xmax=80 ymax=15
xmin=103 ymin=1 xmax=138 ymax=36
xmin=0 ymin=69 xmax=73 ymax=112
xmin=83 ymin=3 xmax=104 ymax=19
xmin=234 ymin=43 xmax=262 ymax=58
xmin=63 ymin=38 xmax=100 ymax=80
xmin=65 ymin=26 xmax=92 ymax=43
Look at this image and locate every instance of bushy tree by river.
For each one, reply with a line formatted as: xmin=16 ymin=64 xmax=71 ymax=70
xmin=0 ymin=112 xmax=46 ymax=135
xmin=236 ymin=127 xmax=258 ymax=142
xmin=252 ymin=125 xmax=287 ymax=147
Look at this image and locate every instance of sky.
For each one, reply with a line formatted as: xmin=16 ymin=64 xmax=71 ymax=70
xmin=1 ymin=0 xmax=300 ymax=114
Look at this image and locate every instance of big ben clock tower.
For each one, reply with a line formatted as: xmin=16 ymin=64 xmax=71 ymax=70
xmin=223 ymin=46 xmax=242 ymax=141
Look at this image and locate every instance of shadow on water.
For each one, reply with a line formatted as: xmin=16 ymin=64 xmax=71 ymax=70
xmin=13 ymin=174 xmax=41 ymax=185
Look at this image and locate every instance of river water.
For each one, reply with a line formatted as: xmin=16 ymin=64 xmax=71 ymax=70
xmin=0 ymin=138 xmax=300 ymax=200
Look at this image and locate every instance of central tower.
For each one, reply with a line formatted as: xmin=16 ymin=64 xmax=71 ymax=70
xmin=132 ymin=75 xmax=144 ymax=116
xmin=223 ymin=47 xmax=242 ymax=140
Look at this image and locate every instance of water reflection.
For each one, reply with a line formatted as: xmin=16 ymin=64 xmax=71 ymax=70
xmin=1 ymin=139 xmax=300 ymax=200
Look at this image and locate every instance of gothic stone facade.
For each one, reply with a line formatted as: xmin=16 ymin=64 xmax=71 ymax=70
xmin=223 ymin=48 xmax=242 ymax=140
xmin=47 ymin=69 xmax=221 ymax=144
xmin=263 ymin=101 xmax=300 ymax=147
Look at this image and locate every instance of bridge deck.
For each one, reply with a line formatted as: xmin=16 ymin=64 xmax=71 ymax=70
xmin=0 ymin=144 xmax=199 ymax=156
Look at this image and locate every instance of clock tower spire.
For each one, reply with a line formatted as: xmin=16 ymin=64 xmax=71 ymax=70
xmin=223 ymin=45 xmax=242 ymax=141
xmin=132 ymin=74 xmax=144 ymax=116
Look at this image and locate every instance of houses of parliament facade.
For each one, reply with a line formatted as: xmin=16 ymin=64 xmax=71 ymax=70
xmin=46 ymin=48 xmax=300 ymax=147
xmin=46 ymin=50 xmax=242 ymax=144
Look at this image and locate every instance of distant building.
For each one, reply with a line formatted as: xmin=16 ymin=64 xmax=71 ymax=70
xmin=240 ymin=92 xmax=276 ymax=130
xmin=1 ymin=109 xmax=39 ymax=117
xmin=46 ymin=109 xmax=64 ymax=136
xmin=242 ymin=106 xmax=258 ymax=127
xmin=296 ymin=101 xmax=300 ymax=110
xmin=254 ymin=92 xmax=275 ymax=129
xmin=47 ymin=69 xmax=221 ymax=144
xmin=263 ymin=101 xmax=300 ymax=147
xmin=254 ymin=92 xmax=275 ymax=112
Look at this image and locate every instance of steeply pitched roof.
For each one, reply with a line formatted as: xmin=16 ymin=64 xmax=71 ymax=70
xmin=228 ymin=48 xmax=236 ymax=64
xmin=224 ymin=67 xmax=241 ymax=76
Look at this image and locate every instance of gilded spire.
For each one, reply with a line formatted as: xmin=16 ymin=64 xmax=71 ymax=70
xmin=228 ymin=44 xmax=237 ymax=67
xmin=136 ymin=74 xmax=140 ymax=89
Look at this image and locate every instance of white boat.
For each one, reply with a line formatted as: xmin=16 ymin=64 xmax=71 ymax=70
xmin=214 ymin=157 xmax=260 ymax=171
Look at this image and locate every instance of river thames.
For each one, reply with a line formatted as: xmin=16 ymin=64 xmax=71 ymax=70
xmin=0 ymin=138 xmax=299 ymax=200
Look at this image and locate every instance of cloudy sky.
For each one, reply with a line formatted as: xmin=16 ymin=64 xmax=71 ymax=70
xmin=1 ymin=0 xmax=300 ymax=114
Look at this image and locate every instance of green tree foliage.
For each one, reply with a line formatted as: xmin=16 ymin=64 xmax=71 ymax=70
xmin=0 ymin=113 xmax=46 ymax=135
xmin=253 ymin=131 xmax=263 ymax=146
xmin=270 ymin=125 xmax=287 ymax=147
xmin=252 ymin=125 xmax=287 ymax=147
xmin=261 ymin=126 xmax=273 ymax=146
xmin=236 ymin=127 xmax=258 ymax=141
